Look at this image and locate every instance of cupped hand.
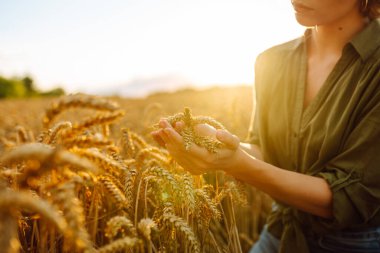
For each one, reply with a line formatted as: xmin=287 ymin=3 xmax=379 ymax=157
xmin=151 ymin=118 xmax=242 ymax=175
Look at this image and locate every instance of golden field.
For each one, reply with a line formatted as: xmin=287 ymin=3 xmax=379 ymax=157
xmin=0 ymin=86 xmax=272 ymax=253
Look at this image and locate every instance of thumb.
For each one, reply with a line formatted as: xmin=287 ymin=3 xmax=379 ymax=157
xmin=216 ymin=129 xmax=240 ymax=149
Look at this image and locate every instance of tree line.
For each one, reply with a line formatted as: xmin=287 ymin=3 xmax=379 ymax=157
xmin=0 ymin=75 xmax=65 ymax=98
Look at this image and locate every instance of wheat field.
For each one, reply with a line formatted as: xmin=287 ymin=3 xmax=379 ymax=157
xmin=0 ymin=86 xmax=272 ymax=253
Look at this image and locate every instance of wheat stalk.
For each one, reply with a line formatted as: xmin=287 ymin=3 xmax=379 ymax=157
xmin=51 ymin=181 xmax=94 ymax=252
xmin=43 ymin=94 xmax=120 ymax=127
xmin=0 ymin=210 xmax=19 ymax=253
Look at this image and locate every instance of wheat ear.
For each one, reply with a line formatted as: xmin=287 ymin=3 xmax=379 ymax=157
xmin=1 ymin=143 xmax=98 ymax=187
xmin=98 ymin=175 xmax=127 ymax=209
xmin=68 ymin=110 xmax=125 ymax=135
xmin=98 ymin=236 xmax=141 ymax=253
xmin=43 ymin=93 xmax=120 ymax=127
xmin=161 ymin=107 xmax=226 ymax=153
xmin=105 ymin=216 xmax=136 ymax=239
xmin=0 ymin=190 xmax=68 ymax=232
xmin=71 ymin=147 xmax=125 ymax=177
xmin=44 ymin=121 xmax=72 ymax=144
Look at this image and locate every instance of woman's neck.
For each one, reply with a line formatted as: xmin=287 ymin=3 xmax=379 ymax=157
xmin=309 ymin=12 xmax=368 ymax=58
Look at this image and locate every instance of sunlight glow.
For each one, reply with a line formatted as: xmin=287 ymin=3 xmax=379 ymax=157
xmin=0 ymin=0 xmax=304 ymax=96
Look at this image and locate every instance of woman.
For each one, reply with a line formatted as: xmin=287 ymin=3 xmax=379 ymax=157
xmin=152 ymin=0 xmax=380 ymax=252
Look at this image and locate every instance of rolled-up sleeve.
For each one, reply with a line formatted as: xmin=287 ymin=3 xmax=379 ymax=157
xmin=316 ymin=108 xmax=380 ymax=228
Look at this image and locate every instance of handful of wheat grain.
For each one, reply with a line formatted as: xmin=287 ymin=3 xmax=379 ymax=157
xmin=159 ymin=107 xmax=227 ymax=153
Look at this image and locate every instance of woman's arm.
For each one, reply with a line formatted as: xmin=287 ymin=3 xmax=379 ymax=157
xmin=240 ymin=143 xmax=263 ymax=160
xmin=152 ymin=120 xmax=333 ymax=219
xmin=231 ymin=148 xmax=333 ymax=218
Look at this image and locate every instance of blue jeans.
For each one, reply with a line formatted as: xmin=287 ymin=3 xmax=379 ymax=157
xmin=249 ymin=226 xmax=380 ymax=253
xmin=307 ymin=227 xmax=380 ymax=253
xmin=249 ymin=225 xmax=280 ymax=253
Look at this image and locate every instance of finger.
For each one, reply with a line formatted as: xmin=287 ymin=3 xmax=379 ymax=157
xmin=151 ymin=130 xmax=166 ymax=147
xmin=194 ymin=123 xmax=217 ymax=137
xmin=174 ymin=121 xmax=184 ymax=132
xmin=216 ymin=129 xmax=240 ymax=149
xmin=159 ymin=119 xmax=172 ymax=128
xmin=154 ymin=128 xmax=170 ymax=145
xmin=163 ymin=127 xmax=183 ymax=146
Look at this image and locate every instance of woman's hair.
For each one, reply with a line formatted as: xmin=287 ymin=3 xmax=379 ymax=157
xmin=362 ymin=0 xmax=380 ymax=19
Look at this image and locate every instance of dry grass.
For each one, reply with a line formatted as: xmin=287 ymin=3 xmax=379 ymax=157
xmin=0 ymin=86 xmax=272 ymax=253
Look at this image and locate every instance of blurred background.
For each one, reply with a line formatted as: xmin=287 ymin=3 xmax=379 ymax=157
xmin=0 ymin=0 xmax=303 ymax=98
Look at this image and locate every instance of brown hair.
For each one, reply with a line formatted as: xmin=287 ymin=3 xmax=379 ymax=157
xmin=361 ymin=0 xmax=380 ymax=19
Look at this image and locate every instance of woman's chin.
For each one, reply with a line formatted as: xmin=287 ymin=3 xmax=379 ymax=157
xmin=294 ymin=14 xmax=317 ymax=27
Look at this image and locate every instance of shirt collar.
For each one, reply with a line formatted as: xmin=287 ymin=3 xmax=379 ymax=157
xmin=349 ymin=18 xmax=380 ymax=61
xmin=294 ymin=18 xmax=380 ymax=60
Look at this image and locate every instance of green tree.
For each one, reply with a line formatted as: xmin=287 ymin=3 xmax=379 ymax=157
xmin=22 ymin=76 xmax=38 ymax=96
xmin=0 ymin=76 xmax=26 ymax=98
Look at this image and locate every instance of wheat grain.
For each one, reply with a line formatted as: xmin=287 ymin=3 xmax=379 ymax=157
xmin=98 ymin=236 xmax=141 ymax=253
xmin=72 ymin=111 xmax=124 ymax=132
xmin=143 ymin=166 xmax=179 ymax=195
xmin=98 ymin=175 xmax=127 ymax=209
xmin=45 ymin=121 xmax=72 ymax=144
xmin=63 ymin=134 xmax=112 ymax=149
xmin=105 ymin=216 xmax=136 ymax=239
xmin=71 ymin=147 xmax=125 ymax=177
xmin=135 ymin=147 xmax=169 ymax=167
xmin=162 ymin=107 xmax=226 ymax=153
xmin=177 ymin=173 xmax=196 ymax=211
xmin=43 ymin=94 xmax=120 ymax=127
xmin=224 ymin=181 xmax=248 ymax=206
xmin=1 ymin=143 xmax=98 ymax=187
xmin=195 ymin=188 xmax=221 ymax=222
xmin=161 ymin=209 xmax=200 ymax=253
xmin=137 ymin=218 xmax=156 ymax=241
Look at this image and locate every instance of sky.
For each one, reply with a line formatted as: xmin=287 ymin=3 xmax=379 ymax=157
xmin=0 ymin=0 xmax=304 ymax=97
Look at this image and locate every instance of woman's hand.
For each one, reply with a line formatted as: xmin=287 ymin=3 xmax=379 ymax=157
xmin=151 ymin=118 xmax=242 ymax=175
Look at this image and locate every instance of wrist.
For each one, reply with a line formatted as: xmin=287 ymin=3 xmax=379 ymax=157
xmin=223 ymin=147 xmax=250 ymax=177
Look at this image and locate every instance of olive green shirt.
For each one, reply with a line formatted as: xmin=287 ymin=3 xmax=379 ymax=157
xmin=248 ymin=18 xmax=380 ymax=253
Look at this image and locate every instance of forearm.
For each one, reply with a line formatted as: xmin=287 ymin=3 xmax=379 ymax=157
xmin=240 ymin=142 xmax=263 ymax=160
xmin=229 ymin=148 xmax=333 ymax=218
